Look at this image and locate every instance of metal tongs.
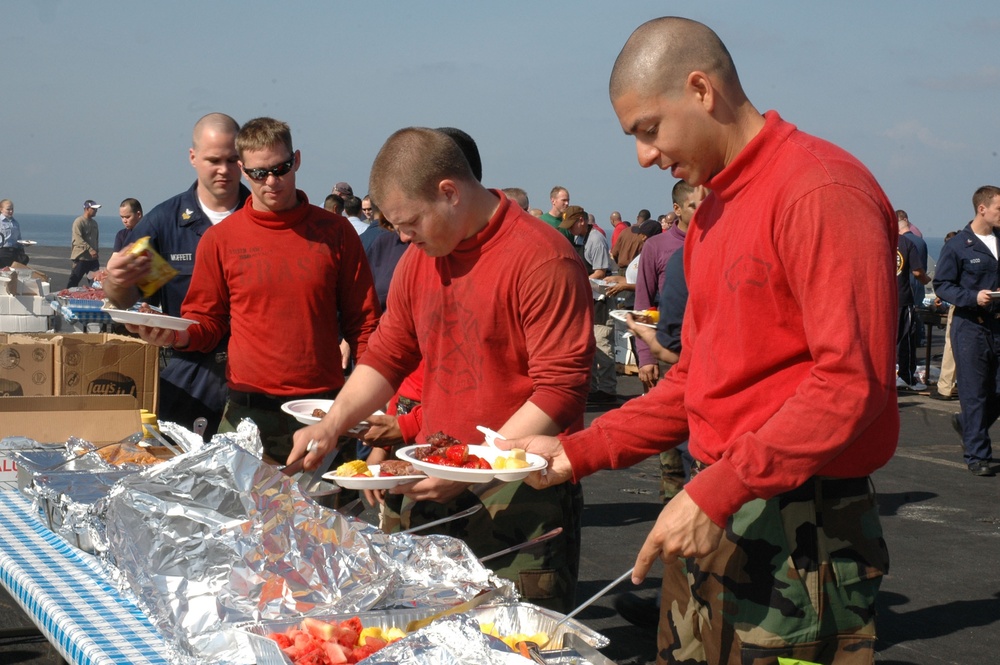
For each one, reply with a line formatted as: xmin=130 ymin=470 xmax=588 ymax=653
xmin=399 ymin=504 xmax=482 ymax=535
xmin=275 ymin=440 xmax=343 ymax=499
xmin=142 ymin=424 xmax=186 ymax=457
xmin=478 ymin=527 xmax=563 ymax=563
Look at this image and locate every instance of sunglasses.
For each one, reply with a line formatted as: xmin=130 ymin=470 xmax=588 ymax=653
xmin=242 ymin=157 xmax=294 ymax=181
xmin=361 ymin=207 xmax=373 ymax=213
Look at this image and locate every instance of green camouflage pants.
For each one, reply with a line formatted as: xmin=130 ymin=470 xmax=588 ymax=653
xmin=658 ymin=476 xmax=888 ymax=665
xmin=401 ymin=479 xmax=584 ymax=614
xmin=659 ymin=448 xmax=687 ymax=501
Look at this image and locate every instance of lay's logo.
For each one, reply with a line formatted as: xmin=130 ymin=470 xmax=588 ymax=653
xmin=0 ymin=378 xmax=24 ymax=397
xmin=87 ymin=371 xmax=137 ymax=398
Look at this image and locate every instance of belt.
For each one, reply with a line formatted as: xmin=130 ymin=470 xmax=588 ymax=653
xmin=164 ymin=348 xmax=227 ymax=364
xmin=228 ymin=388 xmax=339 ymax=411
xmin=689 ymin=458 xmax=870 ymax=502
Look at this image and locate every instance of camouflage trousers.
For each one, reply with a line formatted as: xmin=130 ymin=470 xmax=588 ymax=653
xmin=659 ymin=446 xmax=689 ymax=502
xmin=658 ymin=476 xmax=888 ymax=665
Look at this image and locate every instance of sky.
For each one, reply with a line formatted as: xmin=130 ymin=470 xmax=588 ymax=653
xmin=4 ymin=1 xmax=999 ymax=239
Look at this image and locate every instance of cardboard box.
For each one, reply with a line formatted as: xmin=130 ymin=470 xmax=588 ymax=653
xmin=0 ymin=333 xmax=159 ymax=412
xmin=0 ymin=334 xmax=54 ymax=396
xmin=0 ymin=314 xmax=51 ymax=333
xmin=54 ymin=334 xmax=159 ymax=413
xmin=0 ymin=395 xmax=143 ymax=486
xmin=0 ymin=265 xmax=50 ymax=296
xmin=0 ymin=295 xmax=51 ymax=316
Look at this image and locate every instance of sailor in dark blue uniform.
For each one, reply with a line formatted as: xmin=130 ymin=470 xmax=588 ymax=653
xmin=932 ymin=185 xmax=1000 ymax=476
xmin=104 ymin=114 xmax=250 ymax=435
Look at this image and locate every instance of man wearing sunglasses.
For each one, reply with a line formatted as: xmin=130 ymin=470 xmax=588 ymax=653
xmin=104 ymin=113 xmax=250 ymax=436
xmin=127 ymin=117 xmax=380 ymax=465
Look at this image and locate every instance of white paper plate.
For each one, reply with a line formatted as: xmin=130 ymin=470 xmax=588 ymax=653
xmin=280 ymin=399 xmax=384 ymax=433
xmin=102 ymin=303 xmax=198 ymax=331
xmin=609 ymin=309 xmax=657 ymax=329
xmin=322 ymin=464 xmax=425 ymax=490
xmin=396 ymin=444 xmax=547 ymax=483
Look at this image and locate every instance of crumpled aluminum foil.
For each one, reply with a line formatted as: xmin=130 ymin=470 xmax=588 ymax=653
xmin=0 ymin=435 xmax=51 ymax=452
xmin=375 ymin=532 xmax=499 ymax=608
xmin=364 ymin=615 xmax=532 ymax=665
xmin=91 ymin=432 xmax=513 ymax=664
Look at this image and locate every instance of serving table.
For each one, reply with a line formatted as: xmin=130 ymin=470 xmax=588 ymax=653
xmin=0 ymin=492 xmax=171 ymax=665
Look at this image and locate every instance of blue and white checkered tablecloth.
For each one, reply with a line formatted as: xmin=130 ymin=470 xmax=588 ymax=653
xmin=50 ymin=301 xmax=113 ymax=324
xmin=0 ymin=492 xmax=172 ymax=665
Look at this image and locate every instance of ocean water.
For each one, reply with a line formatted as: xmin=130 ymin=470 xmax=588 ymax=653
xmin=13 ymin=213 xmax=126 ymax=249
xmin=14 ymin=212 xmax=950 ymax=264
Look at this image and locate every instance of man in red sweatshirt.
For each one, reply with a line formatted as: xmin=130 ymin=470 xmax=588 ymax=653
xmin=289 ymin=127 xmax=595 ymax=612
xmin=508 ymin=17 xmax=898 ymax=665
xmin=126 ymin=117 xmax=380 ymax=463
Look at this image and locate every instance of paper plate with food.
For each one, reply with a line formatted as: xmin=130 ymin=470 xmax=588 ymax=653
xmin=396 ymin=431 xmax=547 ymax=483
xmin=280 ymin=399 xmax=384 ymax=433
xmin=323 ymin=460 xmax=426 ymax=490
xmin=102 ymin=302 xmax=198 ymax=331
xmin=610 ymin=308 xmax=659 ymax=328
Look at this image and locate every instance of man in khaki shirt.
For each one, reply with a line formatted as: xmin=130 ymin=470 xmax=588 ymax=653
xmin=68 ymin=199 xmax=100 ymax=288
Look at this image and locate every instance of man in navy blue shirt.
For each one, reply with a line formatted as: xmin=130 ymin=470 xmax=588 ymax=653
xmin=896 ymin=231 xmax=930 ymax=391
xmin=933 ymin=185 xmax=1000 ymax=476
xmin=104 ymin=113 xmax=250 ymax=435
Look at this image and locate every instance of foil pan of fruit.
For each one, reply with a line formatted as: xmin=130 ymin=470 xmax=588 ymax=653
xmin=240 ymin=599 xmax=608 ymax=664
xmin=244 ymin=613 xmax=563 ymax=665
xmin=467 ymin=601 xmax=610 ymax=650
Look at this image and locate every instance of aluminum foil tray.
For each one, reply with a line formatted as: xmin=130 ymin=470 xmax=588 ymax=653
xmin=57 ymin=296 xmax=106 ymax=310
xmin=240 ymin=606 xmax=439 ymax=638
xmin=240 ymin=632 xmax=613 ymax=665
xmin=35 ymin=469 xmax=138 ymax=553
xmin=466 ymin=601 xmax=609 ymax=650
xmin=12 ymin=447 xmax=120 ymax=492
xmin=244 ymin=614 xmax=542 ymax=665
xmin=242 ymin=600 xmax=609 ymax=663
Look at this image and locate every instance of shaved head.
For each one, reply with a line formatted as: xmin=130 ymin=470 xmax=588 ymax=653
xmin=369 ymin=127 xmax=476 ymax=206
xmin=192 ymin=112 xmax=239 ymax=149
xmin=610 ymin=17 xmax=740 ymax=102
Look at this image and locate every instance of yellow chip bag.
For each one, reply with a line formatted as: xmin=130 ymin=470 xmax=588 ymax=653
xmin=128 ymin=236 xmax=178 ymax=297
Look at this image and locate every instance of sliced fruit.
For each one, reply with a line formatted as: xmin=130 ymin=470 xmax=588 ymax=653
xmin=301 ymin=617 xmax=335 ymax=642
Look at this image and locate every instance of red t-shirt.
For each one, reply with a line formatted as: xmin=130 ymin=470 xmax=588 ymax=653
xmin=359 ymin=192 xmax=594 ymax=443
xmin=611 ymin=222 xmax=630 ymax=249
xmin=182 ymin=191 xmax=380 ymax=396
xmin=564 ymin=112 xmax=900 ymax=526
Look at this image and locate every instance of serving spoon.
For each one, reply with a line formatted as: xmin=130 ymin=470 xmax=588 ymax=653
xmin=540 ymin=567 xmax=635 ymax=648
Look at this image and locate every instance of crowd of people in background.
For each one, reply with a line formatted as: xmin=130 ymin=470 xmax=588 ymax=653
xmin=4 ymin=14 xmax=1000 ymax=663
